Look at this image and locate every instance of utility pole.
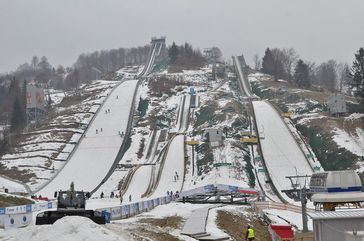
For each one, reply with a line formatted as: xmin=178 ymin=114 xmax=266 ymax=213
xmin=282 ymin=174 xmax=311 ymax=233
xmin=186 ymin=139 xmax=199 ymax=176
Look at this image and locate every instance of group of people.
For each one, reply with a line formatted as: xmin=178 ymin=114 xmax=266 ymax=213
xmin=100 ymin=191 xmax=119 ymax=199
xmin=119 ymin=194 xmax=132 ymax=204
xmin=96 ymin=128 xmax=103 ymax=134
xmin=105 ymin=108 xmax=111 ymax=114
xmin=166 ymin=190 xmax=179 ymax=198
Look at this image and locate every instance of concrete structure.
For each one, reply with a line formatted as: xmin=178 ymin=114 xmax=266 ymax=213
xmin=310 ymin=210 xmax=364 ymax=241
xmin=26 ymin=84 xmax=46 ymax=123
xmin=181 ymin=205 xmax=229 ymax=240
xmin=205 ymin=129 xmax=223 ymax=147
xmin=328 ymin=93 xmax=347 ymax=116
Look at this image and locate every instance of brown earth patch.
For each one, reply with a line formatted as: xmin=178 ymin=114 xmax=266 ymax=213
xmin=216 ymin=209 xmax=269 ymax=241
xmin=138 ymin=215 xmax=183 ymax=229
xmin=130 ymin=228 xmax=182 ymax=241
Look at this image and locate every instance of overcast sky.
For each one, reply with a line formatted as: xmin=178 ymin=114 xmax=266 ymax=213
xmin=0 ymin=0 xmax=363 ymax=72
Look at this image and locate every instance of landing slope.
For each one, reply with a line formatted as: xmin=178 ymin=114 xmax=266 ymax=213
xmin=253 ymin=100 xmax=313 ymax=195
xmin=37 ymin=80 xmax=138 ymax=197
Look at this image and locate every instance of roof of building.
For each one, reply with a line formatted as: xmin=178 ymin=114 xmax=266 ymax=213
xmin=311 ymin=192 xmax=364 ymax=203
xmin=309 ymin=210 xmax=364 ymax=220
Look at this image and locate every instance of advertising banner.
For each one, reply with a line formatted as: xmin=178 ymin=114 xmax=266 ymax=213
xmin=5 ymin=205 xmax=27 ymax=215
xmin=3 ymin=213 xmax=32 ymax=229
xmin=111 ymin=207 xmax=122 ymax=220
xmin=26 ymin=85 xmax=45 ymax=110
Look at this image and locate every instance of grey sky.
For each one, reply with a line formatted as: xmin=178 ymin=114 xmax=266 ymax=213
xmin=1 ymin=0 xmax=363 ymax=72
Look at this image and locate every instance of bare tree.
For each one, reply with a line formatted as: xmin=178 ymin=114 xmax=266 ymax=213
xmin=316 ymin=60 xmax=338 ymax=91
xmin=253 ymin=54 xmax=261 ymax=71
xmin=282 ymin=48 xmax=298 ymax=82
xmin=337 ymin=63 xmax=351 ymax=93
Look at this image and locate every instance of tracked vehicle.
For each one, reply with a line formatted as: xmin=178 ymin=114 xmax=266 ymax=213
xmin=36 ymin=184 xmax=106 ymax=225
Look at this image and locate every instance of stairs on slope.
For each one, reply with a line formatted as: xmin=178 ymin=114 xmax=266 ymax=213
xmin=181 ymin=205 xmax=231 ymax=241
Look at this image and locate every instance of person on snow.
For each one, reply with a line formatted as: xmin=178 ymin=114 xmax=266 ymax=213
xmin=100 ymin=192 xmax=104 ymax=199
xmin=129 ymin=194 xmax=132 ymax=202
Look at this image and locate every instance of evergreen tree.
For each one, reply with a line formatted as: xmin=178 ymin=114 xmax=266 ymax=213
xmin=22 ymin=80 xmax=27 ymax=115
xmin=10 ymin=98 xmax=25 ymax=133
xmin=261 ymin=48 xmax=274 ymax=75
xmin=294 ymin=59 xmax=311 ymax=88
xmin=168 ymin=42 xmax=179 ymax=64
xmin=349 ymin=48 xmax=364 ymax=102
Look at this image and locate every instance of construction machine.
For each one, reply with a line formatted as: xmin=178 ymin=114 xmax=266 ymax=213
xmin=36 ymin=184 xmax=106 ymax=225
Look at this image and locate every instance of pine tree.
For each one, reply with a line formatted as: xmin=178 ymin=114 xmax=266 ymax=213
xmin=261 ymin=48 xmax=274 ymax=75
xmin=349 ymin=48 xmax=364 ymax=102
xmin=22 ymin=80 xmax=27 ymax=118
xmin=169 ymin=42 xmax=179 ymax=64
xmin=10 ymin=98 xmax=25 ymax=133
xmin=294 ymin=59 xmax=311 ymax=88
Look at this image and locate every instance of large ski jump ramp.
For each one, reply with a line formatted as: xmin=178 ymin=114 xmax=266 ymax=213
xmin=37 ymin=79 xmax=139 ymax=197
xmin=252 ymin=100 xmax=313 ymax=198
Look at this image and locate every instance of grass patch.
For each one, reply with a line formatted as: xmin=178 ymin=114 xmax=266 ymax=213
xmin=194 ymin=101 xmax=219 ymax=127
xmin=0 ymin=195 xmax=34 ymax=207
xmin=137 ymin=97 xmax=149 ymax=118
xmin=244 ymin=155 xmax=256 ymax=188
xmin=297 ymin=124 xmax=359 ymax=171
xmin=196 ymin=142 xmax=214 ymax=175
xmin=138 ymin=216 xmax=183 ymax=229
xmin=137 ymin=138 xmax=145 ymax=159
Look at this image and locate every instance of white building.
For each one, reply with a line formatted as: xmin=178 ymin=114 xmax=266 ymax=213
xmin=205 ymin=129 xmax=223 ymax=147
xmin=310 ymin=211 xmax=364 ymax=241
xmin=328 ymin=93 xmax=347 ymax=116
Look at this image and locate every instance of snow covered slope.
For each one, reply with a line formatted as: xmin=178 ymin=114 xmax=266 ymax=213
xmin=122 ymin=165 xmax=152 ymax=203
xmin=151 ymin=135 xmax=185 ymax=198
xmin=36 ymin=80 xmax=138 ymax=197
xmin=253 ymin=100 xmax=313 ymax=201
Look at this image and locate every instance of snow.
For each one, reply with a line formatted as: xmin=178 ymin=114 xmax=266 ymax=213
xmin=0 ymin=176 xmax=28 ymax=193
xmin=263 ymin=209 xmax=313 ymax=231
xmin=346 ymin=113 xmax=364 ymax=120
xmin=233 ymin=56 xmax=254 ymax=97
xmin=253 ymin=100 xmax=313 ymax=202
xmin=36 ymin=80 xmax=138 ymax=197
xmin=151 ymin=135 xmax=185 ymax=198
xmin=122 ymin=165 xmax=152 ymax=204
xmin=332 ymin=127 xmax=364 ymax=157
xmin=205 ymin=206 xmax=231 ymax=238
xmin=0 ymin=81 xmax=117 ymax=190
xmin=0 ymin=216 xmax=128 ymax=241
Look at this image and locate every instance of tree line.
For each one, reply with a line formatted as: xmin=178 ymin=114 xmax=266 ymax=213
xmin=256 ymin=47 xmax=364 ymax=108
xmin=0 ymin=45 xmax=151 ymax=91
xmin=168 ymin=42 xmax=206 ymax=72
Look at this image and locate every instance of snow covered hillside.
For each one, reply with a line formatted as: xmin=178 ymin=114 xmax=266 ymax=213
xmin=37 ymin=80 xmax=138 ymax=197
xmin=0 ymin=81 xmax=118 ymax=192
xmin=249 ymin=72 xmax=364 ymax=178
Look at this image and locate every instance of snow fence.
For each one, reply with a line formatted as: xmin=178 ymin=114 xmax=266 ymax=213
xmin=95 ymin=195 xmax=174 ymax=221
xmin=0 ymin=201 xmax=57 ymax=229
